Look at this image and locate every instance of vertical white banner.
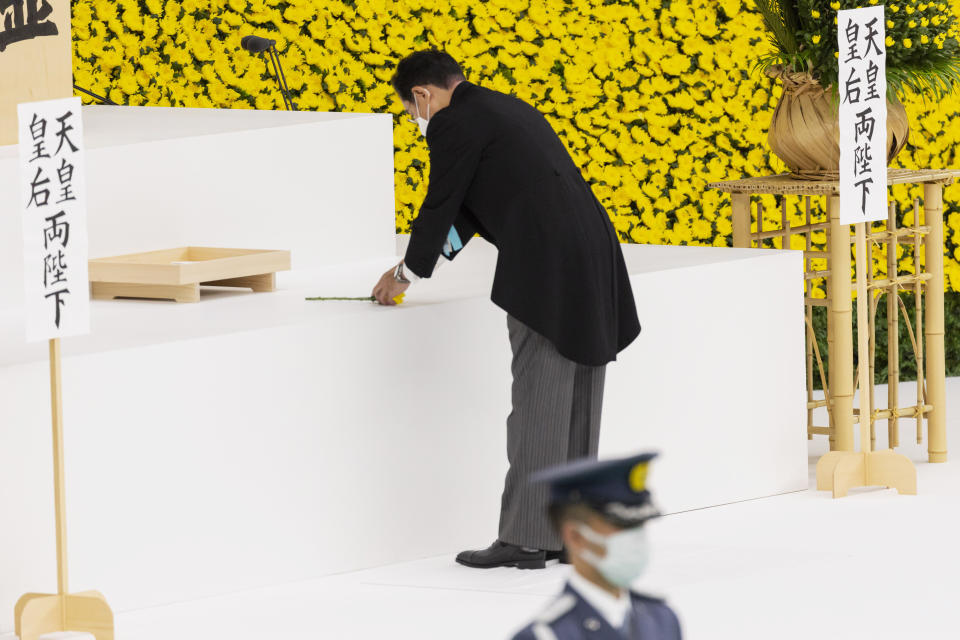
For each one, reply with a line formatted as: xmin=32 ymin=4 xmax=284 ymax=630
xmin=18 ymin=96 xmax=90 ymax=342
xmin=838 ymin=6 xmax=888 ymax=224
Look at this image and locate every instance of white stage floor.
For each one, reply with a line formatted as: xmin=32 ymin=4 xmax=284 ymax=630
xmin=5 ymin=379 xmax=957 ymax=640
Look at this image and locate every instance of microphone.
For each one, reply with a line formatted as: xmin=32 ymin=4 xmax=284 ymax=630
xmin=241 ymin=35 xmax=275 ymax=54
xmin=239 ymin=34 xmax=297 ymax=111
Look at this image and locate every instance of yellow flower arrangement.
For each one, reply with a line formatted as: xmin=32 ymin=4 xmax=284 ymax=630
xmin=72 ymin=0 xmax=960 ymax=291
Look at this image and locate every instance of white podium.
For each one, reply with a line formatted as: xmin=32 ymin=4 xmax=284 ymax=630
xmin=0 ymin=106 xmax=807 ymax=635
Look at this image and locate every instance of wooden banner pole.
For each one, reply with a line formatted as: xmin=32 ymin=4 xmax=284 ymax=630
xmin=14 ymin=92 xmax=115 ymax=640
xmin=855 ymin=224 xmax=872 ymax=452
xmin=828 ymin=196 xmax=855 ymax=451
xmin=15 ymin=339 xmax=115 ymax=640
xmin=49 ymin=338 xmax=69 ymax=627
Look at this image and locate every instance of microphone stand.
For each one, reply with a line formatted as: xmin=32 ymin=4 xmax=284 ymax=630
xmin=73 ymin=84 xmax=118 ymax=106
xmin=265 ymin=44 xmax=297 ymax=111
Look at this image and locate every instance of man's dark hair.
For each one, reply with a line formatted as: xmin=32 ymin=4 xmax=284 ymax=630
xmin=392 ymin=50 xmax=466 ymax=102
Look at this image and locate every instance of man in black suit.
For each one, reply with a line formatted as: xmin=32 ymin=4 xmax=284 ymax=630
xmin=372 ymin=50 xmax=640 ymax=569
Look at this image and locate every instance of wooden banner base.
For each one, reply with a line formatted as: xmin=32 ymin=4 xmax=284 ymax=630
xmin=14 ymin=591 xmax=114 ymax=640
xmin=816 ymin=449 xmax=917 ymax=498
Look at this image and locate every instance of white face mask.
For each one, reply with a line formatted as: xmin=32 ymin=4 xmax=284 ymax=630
xmin=413 ymin=90 xmax=431 ymax=138
xmin=577 ymin=524 xmax=650 ymax=589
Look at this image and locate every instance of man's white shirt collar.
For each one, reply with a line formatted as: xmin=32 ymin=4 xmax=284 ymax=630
xmin=568 ymin=569 xmax=631 ymax=630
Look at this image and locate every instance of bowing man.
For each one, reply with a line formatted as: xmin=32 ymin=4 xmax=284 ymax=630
xmin=371 ymin=50 xmax=641 ymax=569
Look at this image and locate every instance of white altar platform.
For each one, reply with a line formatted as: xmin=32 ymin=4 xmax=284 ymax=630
xmin=0 ymin=239 xmax=806 ymax=632
xmin=3 ymin=395 xmax=953 ymax=640
xmin=0 ymin=105 xmax=806 ymax=636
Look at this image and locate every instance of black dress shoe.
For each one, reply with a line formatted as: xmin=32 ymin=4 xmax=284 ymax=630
xmin=456 ymin=540 xmax=546 ymax=569
xmin=545 ymin=547 xmax=570 ymax=564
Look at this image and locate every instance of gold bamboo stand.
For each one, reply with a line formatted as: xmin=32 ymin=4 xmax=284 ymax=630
xmin=710 ymin=169 xmax=960 ymax=497
xmin=15 ymin=339 xmax=115 ymax=640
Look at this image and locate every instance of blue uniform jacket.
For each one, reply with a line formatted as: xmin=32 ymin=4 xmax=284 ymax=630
xmin=511 ymin=583 xmax=681 ymax=640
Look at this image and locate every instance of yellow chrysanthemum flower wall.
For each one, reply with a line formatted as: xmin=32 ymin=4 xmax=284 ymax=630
xmin=71 ymin=0 xmax=960 ymax=290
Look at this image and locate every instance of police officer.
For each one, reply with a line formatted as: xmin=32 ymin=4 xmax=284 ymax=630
xmin=511 ymin=453 xmax=682 ymax=640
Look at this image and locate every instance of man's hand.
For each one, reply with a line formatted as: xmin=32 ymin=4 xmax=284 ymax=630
xmin=372 ymin=263 xmax=411 ymax=306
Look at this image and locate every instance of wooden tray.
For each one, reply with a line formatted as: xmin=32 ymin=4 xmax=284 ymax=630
xmin=89 ymin=247 xmax=291 ymax=303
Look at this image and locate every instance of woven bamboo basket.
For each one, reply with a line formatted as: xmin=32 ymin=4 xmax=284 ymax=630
xmin=766 ymin=67 xmax=910 ymax=177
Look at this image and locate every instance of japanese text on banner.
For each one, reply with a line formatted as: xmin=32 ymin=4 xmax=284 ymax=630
xmin=838 ymin=6 xmax=888 ymax=225
xmin=0 ymin=0 xmax=60 ymax=52
xmin=17 ymin=96 xmax=90 ymax=342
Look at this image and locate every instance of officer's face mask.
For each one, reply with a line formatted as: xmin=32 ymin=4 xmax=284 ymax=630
xmin=576 ymin=523 xmax=650 ymax=589
xmin=412 ymin=90 xmax=431 ymax=138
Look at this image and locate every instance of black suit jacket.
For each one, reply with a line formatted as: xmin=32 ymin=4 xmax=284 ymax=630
xmin=404 ymin=82 xmax=640 ymax=366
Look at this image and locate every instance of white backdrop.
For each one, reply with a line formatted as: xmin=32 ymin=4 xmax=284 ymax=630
xmin=0 ymin=105 xmax=396 ymax=312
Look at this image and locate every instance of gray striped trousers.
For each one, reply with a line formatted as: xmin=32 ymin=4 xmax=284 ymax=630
xmin=498 ymin=315 xmax=607 ymax=550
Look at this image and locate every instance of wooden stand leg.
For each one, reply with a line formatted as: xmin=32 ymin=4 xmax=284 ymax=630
xmin=819 ymin=449 xmax=917 ymax=499
xmin=923 ymin=183 xmax=947 ymax=463
xmin=914 ymin=198 xmax=926 ymax=446
xmin=826 ymin=216 xmax=837 ymax=450
xmin=16 ymin=592 xmax=114 ymax=640
xmin=806 ymin=303 xmax=815 ymax=441
xmin=887 ymin=203 xmax=900 ymax=448
xmin=201 ymin=272 xmax=276 ymax=292
xmin=91 ymin=281 xmax=200 ymax=303
xmin=15 ymin=593 xmax=59 ymax=640
xmin=731 ymin=193 xmax=752 ymax=248
xmin=816 ymin=450 xmax=845 ymax=491
xmin=866 ymin=449 xmax=918 ymax=495
xmin=66 ymin=591 xmax=114 ymax=639
xmin=828 ymin=451 xmax=865 ymax=499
